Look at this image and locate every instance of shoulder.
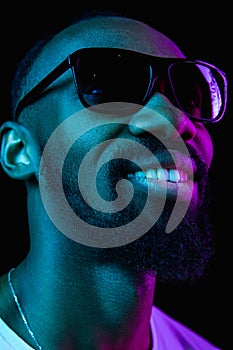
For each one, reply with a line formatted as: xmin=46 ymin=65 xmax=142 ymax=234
xmin=150 ymin=305 xmax=221 ymax=350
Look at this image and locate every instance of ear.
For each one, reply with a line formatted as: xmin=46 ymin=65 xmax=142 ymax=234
xmin=0 ymin=121 xmax=39 ymax=180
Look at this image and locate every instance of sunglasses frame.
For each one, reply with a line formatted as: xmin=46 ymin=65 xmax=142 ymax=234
xmin=14 ymin=48 xmax=228 ymax=122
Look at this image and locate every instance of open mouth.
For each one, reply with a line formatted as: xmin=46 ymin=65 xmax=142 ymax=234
xmin=97 ymin=147 xmax=196 ymax=203
xmin=128 ymin=168 xmax=188 ymax=183
xmin=127 ymin=166 xmax=194 ymax=201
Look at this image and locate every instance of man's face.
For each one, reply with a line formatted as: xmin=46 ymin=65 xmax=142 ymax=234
xmin=29 ymin=17 xmax=214 ymax=281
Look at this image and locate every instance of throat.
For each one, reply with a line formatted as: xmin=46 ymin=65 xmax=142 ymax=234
xmin=17 ymin=262 xmax=155 ymax=349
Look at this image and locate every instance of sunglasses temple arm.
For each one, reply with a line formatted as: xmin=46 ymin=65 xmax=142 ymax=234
xmin=14 ymin=59 xmax=70 ymax=120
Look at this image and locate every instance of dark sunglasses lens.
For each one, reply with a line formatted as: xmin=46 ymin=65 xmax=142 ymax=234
xmin=76 ymin=50 xmax=152 ymax=107
xmin=169 ymin=62 xmax=225 ymax=121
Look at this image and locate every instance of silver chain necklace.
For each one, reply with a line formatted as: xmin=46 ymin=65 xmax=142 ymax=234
xmin=8 ymin=268 xmax=42 ymax=350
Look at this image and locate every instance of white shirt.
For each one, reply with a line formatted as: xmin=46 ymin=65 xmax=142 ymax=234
xmin=0 ymin=317 xmax=33 ymax=350
xmin=0 ymin=306 xmax=221 ymax=349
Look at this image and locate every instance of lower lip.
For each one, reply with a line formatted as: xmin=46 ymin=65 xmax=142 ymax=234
xmin=129 ymin=177 xmax=195 ymax=202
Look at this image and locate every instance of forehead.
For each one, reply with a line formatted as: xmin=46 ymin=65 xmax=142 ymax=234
xmin=51 ymin=16 xmax=184 ymax=55
xmin=32 ymin=16 xmax=185 ymax=75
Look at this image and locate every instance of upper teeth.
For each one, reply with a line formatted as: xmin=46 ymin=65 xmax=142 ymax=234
xmin=129 ymin=169 xmax=187 ymax=183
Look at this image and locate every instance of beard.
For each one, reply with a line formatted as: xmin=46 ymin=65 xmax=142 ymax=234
xmin=101 ymin=192 xmax=214 ymax=282
xmin=61 ymin=136 xmax=214 ymax=283
xmin=69 ymin=189 xmax=214 ymax=283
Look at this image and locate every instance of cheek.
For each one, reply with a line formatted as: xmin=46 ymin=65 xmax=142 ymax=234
xmin=195 ymin=126 xmax=213 ymax=168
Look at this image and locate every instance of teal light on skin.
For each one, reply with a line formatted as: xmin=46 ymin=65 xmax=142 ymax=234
xmin=0 ymin=15 xmax=215 ymax=350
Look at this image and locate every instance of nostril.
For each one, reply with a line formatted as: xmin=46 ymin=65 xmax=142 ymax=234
xmin=128 ymin=107 xmax=179 ymax=141
xmin=128 ymin=123 xmax=147 ymax=136
xmin=127 ymin=99 xmax=197 ymax=143
xmin=176 ymin=113 xmax=197 ymax=141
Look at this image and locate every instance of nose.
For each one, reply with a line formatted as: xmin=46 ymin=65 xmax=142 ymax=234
xmin=128 ymin=93 xmax=196 ymax=142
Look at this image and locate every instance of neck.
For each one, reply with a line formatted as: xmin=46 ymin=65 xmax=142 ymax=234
xmin=9 ymin=186 xmax=156 ymax=349
xmin=15 ymin=252 xmax=155 ymax=350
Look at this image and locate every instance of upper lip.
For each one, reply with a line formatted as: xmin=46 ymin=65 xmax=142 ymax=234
xmin=125 ymin=150 xmax=195 ymax=178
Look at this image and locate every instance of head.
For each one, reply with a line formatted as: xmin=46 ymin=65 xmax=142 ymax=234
xmin=0 ymin=14 xmax=227 ymax=281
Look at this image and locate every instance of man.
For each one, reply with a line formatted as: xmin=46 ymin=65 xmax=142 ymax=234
xmin=0 ymin=11 xmax=227 ymax=350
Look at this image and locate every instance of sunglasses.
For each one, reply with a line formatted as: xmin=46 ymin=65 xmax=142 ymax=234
xmin=14 ymin=48 xmax=228 ymax=122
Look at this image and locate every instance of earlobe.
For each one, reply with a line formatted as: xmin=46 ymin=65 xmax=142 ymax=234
xmin=0 ymin=121 xmax=38 ymax=180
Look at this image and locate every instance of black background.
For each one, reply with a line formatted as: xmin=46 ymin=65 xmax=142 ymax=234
xmin=0 ymin=2 xmax=231 ymax=349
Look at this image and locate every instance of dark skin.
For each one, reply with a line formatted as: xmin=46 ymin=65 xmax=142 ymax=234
xmin=0 ymin=16 xmax=214 ymax=350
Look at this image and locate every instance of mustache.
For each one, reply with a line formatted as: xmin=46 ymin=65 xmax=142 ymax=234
xmin=98 ymin=136 xmax=209 ymax=183
xmin=186 ymin=144 xmax=209 ymax=182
